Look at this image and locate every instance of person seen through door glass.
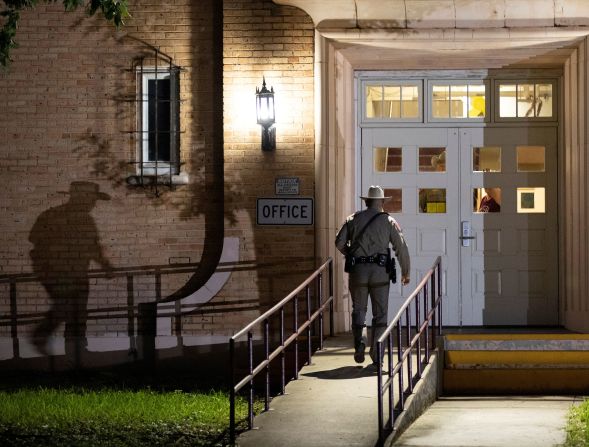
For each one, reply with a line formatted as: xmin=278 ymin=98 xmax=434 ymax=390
xmin=478 ymin=188 xmax=501 ymax=213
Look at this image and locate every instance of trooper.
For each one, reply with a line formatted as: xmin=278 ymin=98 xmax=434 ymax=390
xmin=335 ymin=185 xmax=410 ymax=366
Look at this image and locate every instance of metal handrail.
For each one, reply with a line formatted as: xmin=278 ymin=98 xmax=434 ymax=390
xmin=229 ymin=257 xmax=334 ymax=445
xmin=376 ymin=256 xmax=443 ymax=445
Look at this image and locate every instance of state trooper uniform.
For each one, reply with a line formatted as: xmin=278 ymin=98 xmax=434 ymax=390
xmin=335 ymin=186 xmax=410 ymax=365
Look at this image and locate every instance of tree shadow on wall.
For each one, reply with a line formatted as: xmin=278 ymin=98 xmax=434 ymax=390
xmin=28 ymin=181 xmax=113 ymax=369
xmin=63 ymin=1 xmax=237 ymax=360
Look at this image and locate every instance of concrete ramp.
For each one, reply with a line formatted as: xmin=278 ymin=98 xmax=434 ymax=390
xmin=238 ymin=334 xmax=380 ymax=447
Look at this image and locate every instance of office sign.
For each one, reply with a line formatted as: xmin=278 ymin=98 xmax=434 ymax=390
xmin=257 ymin=198 xmax=314 ymax=225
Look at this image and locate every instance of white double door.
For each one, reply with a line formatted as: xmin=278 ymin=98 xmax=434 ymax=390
xmin=362 ymin=127 xmax=558 ymax=326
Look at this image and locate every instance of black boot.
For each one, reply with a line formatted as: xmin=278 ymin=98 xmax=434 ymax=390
xmin=352 ymin=324 xmax=366 ymax=364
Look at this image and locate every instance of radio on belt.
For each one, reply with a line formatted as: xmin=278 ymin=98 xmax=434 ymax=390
xmin=256 ymin=198 xmax=314 ymax=225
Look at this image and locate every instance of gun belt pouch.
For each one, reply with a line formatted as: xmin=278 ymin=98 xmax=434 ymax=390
xmin=344 ymin=254 xmax=355 ymax=273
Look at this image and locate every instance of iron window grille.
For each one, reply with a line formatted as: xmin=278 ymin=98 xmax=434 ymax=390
xmin=127 ymin=49 xmax=183 ymax=194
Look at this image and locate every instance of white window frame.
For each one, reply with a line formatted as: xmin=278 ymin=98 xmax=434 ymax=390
xmin=494 ymin=79 xmax=557 ymax=122
xmin=360 ymin=80 xmax=423 ymax=124
xmin=137 ymin=67 xmax=180 ymax=176
xmin=427 ymin=80 xmax=489 ymax=123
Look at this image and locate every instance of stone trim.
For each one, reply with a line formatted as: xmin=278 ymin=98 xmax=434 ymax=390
xmin=274 ymin=0 xmax=589 ymax=29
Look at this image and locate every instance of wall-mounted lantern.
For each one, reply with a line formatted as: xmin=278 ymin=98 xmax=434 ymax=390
xmin=256 ymin=77 xmax=276 ymax=151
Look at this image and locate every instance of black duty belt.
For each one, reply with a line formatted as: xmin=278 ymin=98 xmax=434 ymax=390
xmin=353 ymin=253 xmax=388 ymax=267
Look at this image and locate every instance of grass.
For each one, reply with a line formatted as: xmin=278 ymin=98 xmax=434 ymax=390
xmin=565 ymin=399 xmax=589 ymax=447
xmin=0 ymin=388 xmax=256 ymax=447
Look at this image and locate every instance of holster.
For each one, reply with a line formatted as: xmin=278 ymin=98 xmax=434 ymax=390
xmin=344 ymin=252 xmax=355 ymax=273
xmin=386 ymin=248 xmax=397 ymax=284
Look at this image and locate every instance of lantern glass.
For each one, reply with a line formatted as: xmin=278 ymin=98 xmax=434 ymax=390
xmin=256 ymin=77 xmax=275 ymax=127
xmin=257 ymin=95 xmax=275 ymax=125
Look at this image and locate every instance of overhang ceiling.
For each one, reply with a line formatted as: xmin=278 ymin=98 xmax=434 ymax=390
xmin=273 ymin=0 xmax=589 ymax=68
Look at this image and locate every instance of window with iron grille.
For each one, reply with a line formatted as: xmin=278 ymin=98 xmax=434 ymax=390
xmin=137 ymin=66 xmax=180 ymax=176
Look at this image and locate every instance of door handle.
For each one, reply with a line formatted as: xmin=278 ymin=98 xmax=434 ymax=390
xmin=461 ymin=221 xmax=473 ymax=247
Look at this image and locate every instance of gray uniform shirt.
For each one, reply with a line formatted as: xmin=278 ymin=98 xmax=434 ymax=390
xmin=335 ymin=207 xmax=411 ymax=277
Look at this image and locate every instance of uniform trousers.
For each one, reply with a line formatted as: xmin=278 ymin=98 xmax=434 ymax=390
xmin=349 ymin=263 xmax=390 ymax=363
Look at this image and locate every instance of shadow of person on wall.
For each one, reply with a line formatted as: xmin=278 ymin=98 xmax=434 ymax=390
xmin=29 ymin=181 xmax=113 ymax=367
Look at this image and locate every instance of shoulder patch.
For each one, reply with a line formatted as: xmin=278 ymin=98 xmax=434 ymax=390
xmin=390 ymin=217 xmax=403 ymax=233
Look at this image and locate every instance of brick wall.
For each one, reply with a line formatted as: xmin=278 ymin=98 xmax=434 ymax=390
xmin=0 ymin=0 xmax=316 ymax=367
xmin=0 ymin=0 xmax=316 ymax=365
xmin=0 ymin=1 xmax=227 ymax=347
xmin=223 ymin=0 xmax=316 ymax=313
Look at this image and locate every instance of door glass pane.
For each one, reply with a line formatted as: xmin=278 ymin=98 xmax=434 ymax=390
xmin=450 ymin=85 xmax=467 ymax=118
xmin=366 ymin=85 xmax=383 ymax=118
xmin=432 ymin=85 xmax=450 ymax=118
xmin=374 ymin=147 xmax=402 ymax=172
xmin=419 ymin=188 xmax=446 ymax=213
xmin=517 ymin=187 xmax=545 ymax=213
xmin=517 ymin=146 xmax=545 ymax=172
xmin=383 ymin=86 xmax=401 ymax=118
xmin=401 ymin=85 xmax=419 ymax=118
xmin=473 ymin=187 xmax=501 ymax=213
xmin=468 ymin=84 xmax=486 ymax=118
xmin=535 ymin=83 xmax=553 ymax=117
xmin=383 ymin=188 xmax=402 ymax=213
xmin=517 ymin=83 xmax=535 ymax=117
xmin=473 ymin=146 xmax=501 ymax=172
xmin=419 ymin=147 xmax=446 ymax=172
xmin=499 ymin=84 xmax=517 ymax=117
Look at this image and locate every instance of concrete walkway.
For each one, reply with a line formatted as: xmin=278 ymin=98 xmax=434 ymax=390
xmin=394 ymin=396 xmax=579 ymax=447
xmin=238 ymin=334 xmax=380 ymax=447
xmin=237 ymin=334 xmax=579 ymax=447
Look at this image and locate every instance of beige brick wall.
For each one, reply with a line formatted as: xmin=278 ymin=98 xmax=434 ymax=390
xmin=223 ymin=0 xmax=316 ymax=316
xmin=0 ymin=0 xmax=316 ymax=355
xmin=0 ymin=1 xmax=225 ymax=344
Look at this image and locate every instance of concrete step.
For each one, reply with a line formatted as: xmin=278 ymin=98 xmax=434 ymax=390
xmin=443 ymin=334 xmax=589 ymax=394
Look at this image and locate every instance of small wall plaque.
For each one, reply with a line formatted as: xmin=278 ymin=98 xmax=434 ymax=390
xmin=275 ymin=177 xmax=300 ymax=195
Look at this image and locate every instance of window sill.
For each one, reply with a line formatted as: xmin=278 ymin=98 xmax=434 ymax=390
xmin=126 ymin=171 xmax=189 ymax=186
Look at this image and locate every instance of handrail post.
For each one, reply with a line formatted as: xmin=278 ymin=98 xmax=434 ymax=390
xmin=229 ymin=337 xmax=236 ymax=445
xmin=264 ymin=319 xmax=270 ymax=412
xmin=318 ymin=272 xmax=324 ymax=350
xmin=306 ymin=286 xmax=312 ymax=365
xmin=405 ymin=307 xmax=413 ymax=393
xmin=431 ymin=269 xmax=437 ymax=350
xmin=425 ymin=280 xmax=430 ymax=361
xmin=397 ymin=321 xmax=404 ymax=409
xmin=293 ymin=297 xmax=299 ymax=380
xmin=247 ymin=331 xmax=254 ymax=429
xmin=387 ymin=332 xmax=394 ymax=429
xmin=416 ymin=287 xmax=422 ymax=379
xmin=280 ymin=306 xmax=286 ymax=395
xmin=377 ymin=340 xmax=384 ymax=445
xmin=437 ymin=261 xmax=443 ymax=337
xmin=329 ymin=259 xmax=334 ymax=337
xmin=328 ymin=258 xmax=333 ymax=297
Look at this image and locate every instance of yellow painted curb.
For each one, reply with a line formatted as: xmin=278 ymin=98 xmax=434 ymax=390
xmin=443 ymin=369 xmax=589 ymax=394
xmin=445 ymin=350 xmax=589 ymax=366
xmin=444 ymin=333 xmax=589 ymax=341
